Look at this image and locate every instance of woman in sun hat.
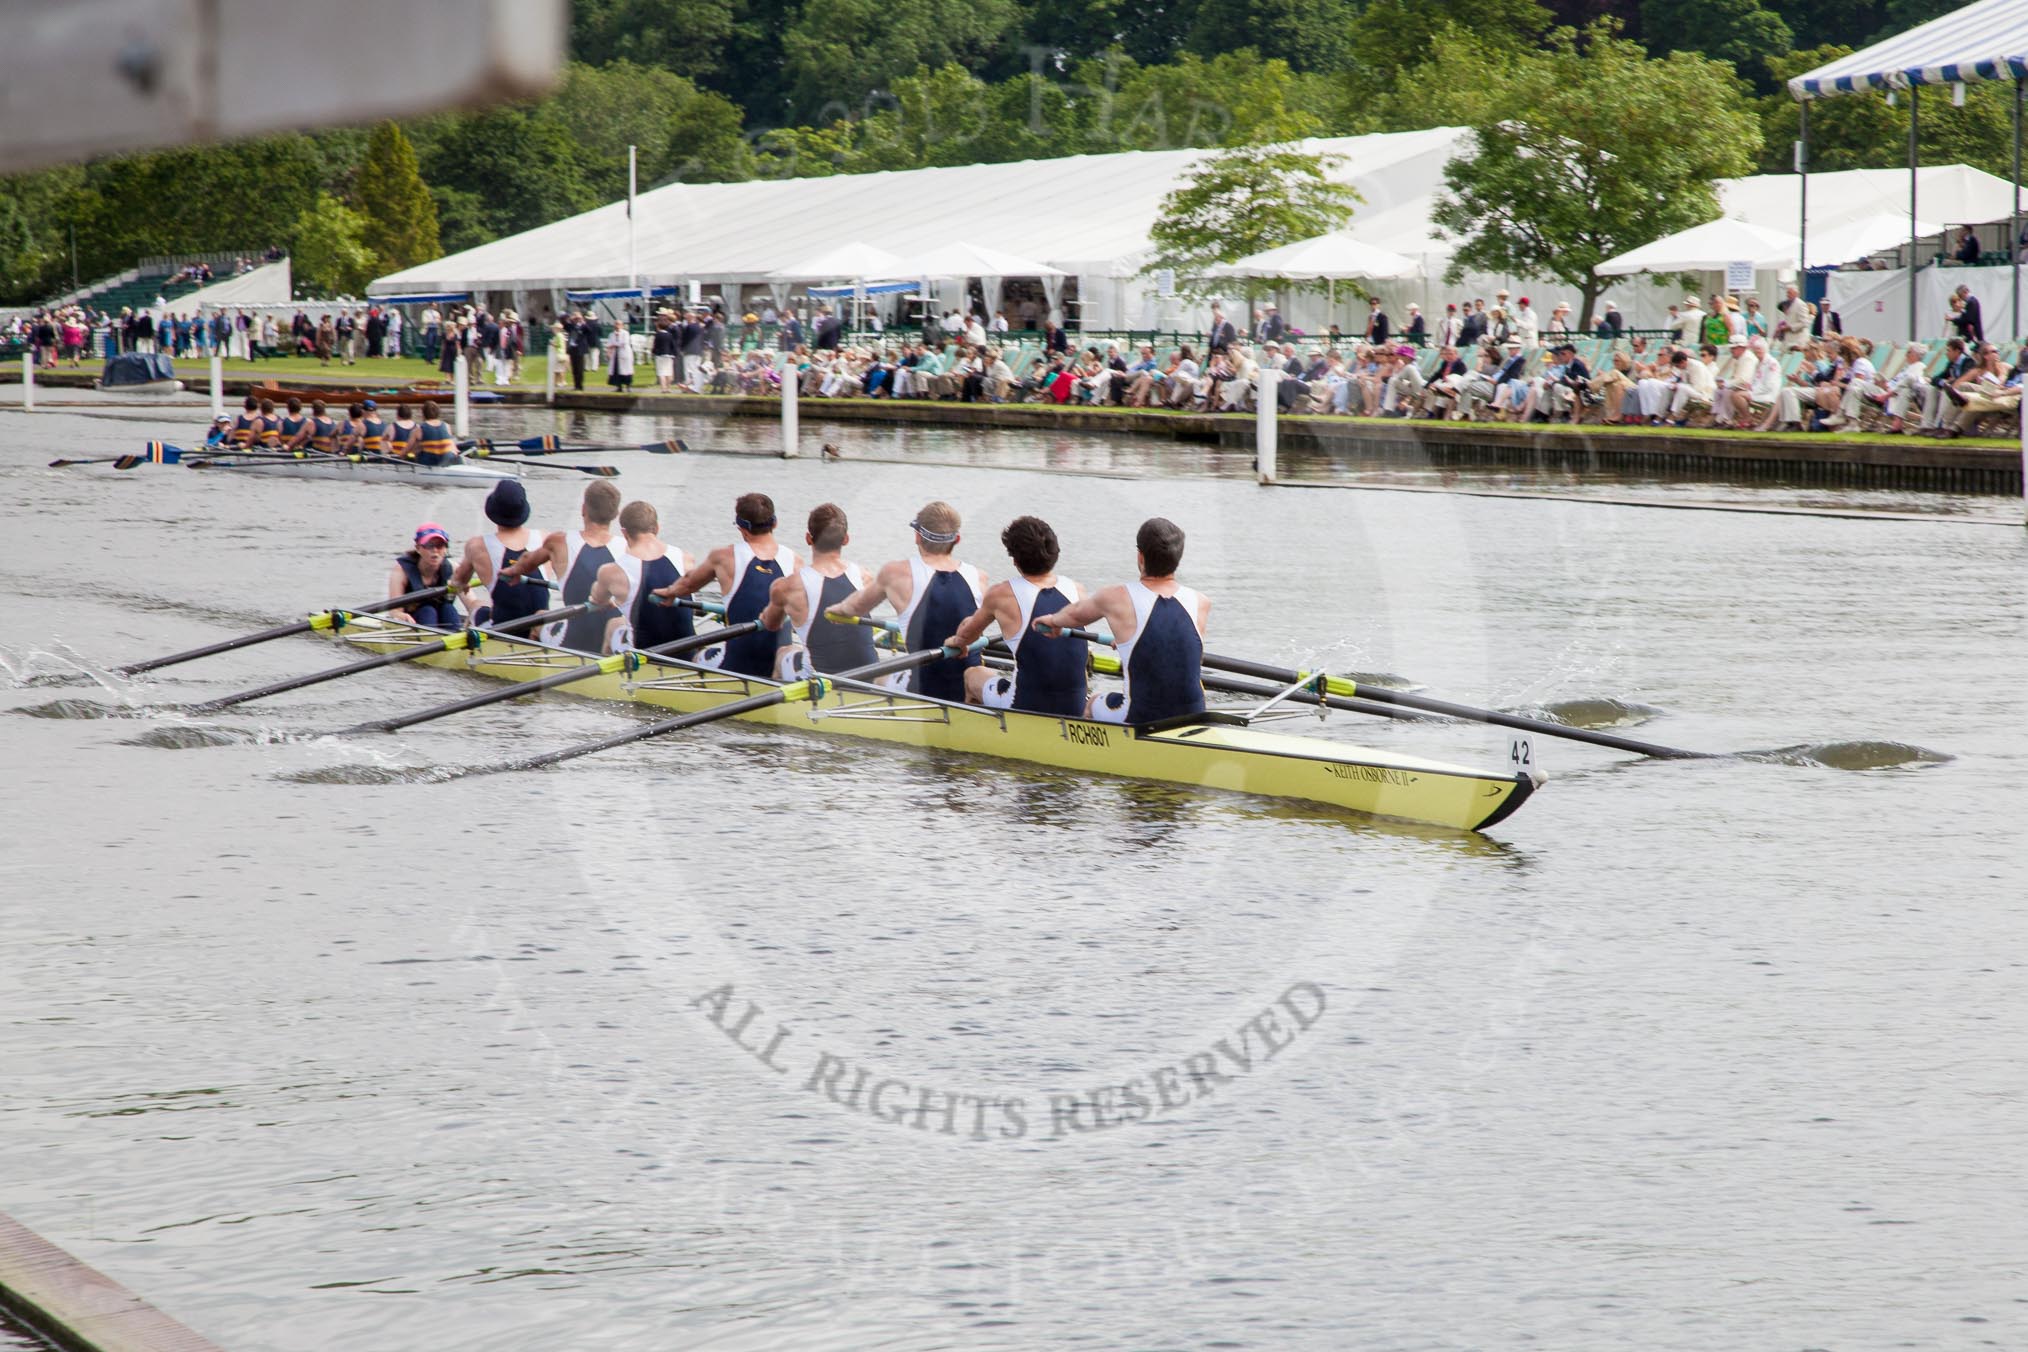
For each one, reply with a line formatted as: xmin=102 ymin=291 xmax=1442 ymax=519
xmin=388 ymin=522 xmax=465 ymax=630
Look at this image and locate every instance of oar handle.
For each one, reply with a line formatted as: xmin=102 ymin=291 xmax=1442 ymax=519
xmin=113 ymin=585 xmax=458 ymax=675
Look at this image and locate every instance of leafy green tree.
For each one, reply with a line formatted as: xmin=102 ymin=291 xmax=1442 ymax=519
xmin=1018 ymin=0 xmax=1191 ymax=68
xmin=1337 ymin=0 xmax=1552 ymax=123
xmin=780 ymin=0 xmax=1022 ymax=123
xmin=1431 ymin=24 xmax=1761 ymax=327
xmin=0 ymin=165 xmax=88 ymax=304
xmin=1181 ymin=0 xmax=1356 ymax=74
xmin=290 ymin=194 xmax=380 ymax=295
xmin=75 ymin=136 xmax=322 ymax=275
xmin=1146 ymin=141 xmax=1359 ymax=290
xmin=412 ymin=105 xmax=602 ymax=251
xmin=1086 ymin=51 xmax=1321 ymax=152
xmin=664 ymin=87 xmax=753 ymax=181
xmin=569 ymin=0 xmax=741 ymax=82
xmin=1641 ymin=0 xmax=1792 ymax=87
xmin=356 ymin=121 xmax=441 ymax=272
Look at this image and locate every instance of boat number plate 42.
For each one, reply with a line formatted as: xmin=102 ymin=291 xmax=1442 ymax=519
xmin=1508 ymin=734 xmax=1536 ymax=776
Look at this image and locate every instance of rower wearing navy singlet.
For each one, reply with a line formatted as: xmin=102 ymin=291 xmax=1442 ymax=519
xmin=385 ymin=522 xmax=464 ymax=629
xmin=303 ymin=401 xmax=339 ymax=454
xmin=757 ymin=502 xmax=879 ymax=677
xmin=942 ymin=515 xmax=1086 ymax=716
xmin=831 ymin=500 xmax=987 ymax=702
xmin=653 ymin=492 xmax=799 ymax=678
xmin=385 ymin=404 xmax=421 ymax=458
xmin=277 ymin=397 xmax=309 ymax=449
xmin=358 ymin=401 xmax=388 ymax=456
xmin=453 ymin=478 xmax=551 ymax=628
xmin=335 ymin=402 xmax=367 ymax=454
xmin=590 ymin=500 xmax=694 ymax=654
xmin=254 ymin=399 xmax=284 ymax=447
xmin=500 ymin=481 xmax=626 ymax=651
xmin=412 ymin=400 xmax=459 ymax=466
xmin=229 ymin=395 xmax=260 ymax=447
xmin=1034 ymin=517 xmax=1209 ymax=726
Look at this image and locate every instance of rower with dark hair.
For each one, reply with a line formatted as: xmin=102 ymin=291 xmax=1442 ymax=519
xmin=300 ymin=400 xmax=338 ymax=453
xmin=830 ymin=500 xmax=987 ymax=701
xmin=942 ymin=515 xmax=1087 ymax=715
xmin=386 ymin=522 xmax=465 ymax=630
xmin=254 ymin=398 xmax=283 ymax=447
xmin=413 ymin=401 xmax=458 ymax=465
xmin=591 ymin=499 xmax=694 ymax=654
xmin=277 ymin=397 xmax=309 ymax=449
xmin=1034 ymin=516 xmax=1209 ymax=725
xmin=758 ymin=502 xmax=879 ymax=677
xmin=336 ymin=402 xmax=367 ymax=455
xmin=653 ymin=492 xmax=799 ymax=677
xmin=386 ymin=403 xmax=421 ymax=457
xmin=454 ymin=479 xmax=550 ymax=628
xmin=229 ymin=395 xmax=260 ymax=448
xmin=500 ymin=480 xmax=626 ymax=651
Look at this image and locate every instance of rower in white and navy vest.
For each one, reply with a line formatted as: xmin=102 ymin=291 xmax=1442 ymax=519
xmin=384 ymin=521 xmax=465 ymax=630
xmin=942 ymin=515 xmax=1086 ymax=716
xmin=499 ymin=481 xmax=626 ymax=651
xmin=757 ymin=502 xmax=879 ymax=677
xmin=277 ymin=397 xmax=309 ymax=449
xmin=454 ymin=478 xmax=551 ymax=629
xmin=228 ymin=395 xmax=260 ymax=448
xmin=590 ymin=500 xmax=694 ymax=654
xmin=386 ymin=404 xmax=421 ymax=458
xmin=832 ymin=500 xmax=987 ymax=701
xmin=653 ymin=492 xmax=799 ymax=677
xmin=412 ymin=400 xmax=459 ymax=466
xmin=1034 ymin=517 xmax=1209 ymax=726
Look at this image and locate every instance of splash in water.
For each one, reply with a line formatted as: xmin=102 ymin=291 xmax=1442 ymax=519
xmin=1747 ymin=741 xmax=1953 ymax=772
xmin=1513 ymin=697 xmax=1666 ymax=730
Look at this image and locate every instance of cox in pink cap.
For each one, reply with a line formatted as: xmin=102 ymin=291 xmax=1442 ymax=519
xmin=414 ymin=522 xmax=450 ymax=547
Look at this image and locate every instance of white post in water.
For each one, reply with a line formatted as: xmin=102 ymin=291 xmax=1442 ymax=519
xmin=544 ymin=342 xmax=556 ymax=405
xmin=779 ymin=351 xmax=799 ymax=458
xmin=208 ymin=353 xmax=224 ymax=419
xmin=19 ymin=352 xmax=33 ymax=411
xmin=1255 ymin=367 xmax=1278 ymax=484
xmin=453 ymin=351 xmax=471 ymax=437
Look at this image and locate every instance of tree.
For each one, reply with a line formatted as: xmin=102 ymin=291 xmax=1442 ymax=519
xmin=569 ymin=0 xmax=741 ymax=82
xmin=1641 ymin=0 xmax=1792 ymax=87
xmin=1431 ymin=24 xmax=1761 ymax=327
xmin=1085 ymin=51 xmax=1321 ymax=152
xmin=412 ymin=105 xmax=602 ymax=251
xmin=0 ymin=165 xmax=87 ymax=305
xmin=290 ymin=194 xmax=379 ymax=295
xmin=780 ymin=0 xmax=1023 ymax=123
xmin=1145 ymin=141 xmax=1359 ymax=291
xmin=1337 ymin=0 xmax=1552 ymax=122
xmin=1181 ymin=0 xmax=1357 ymax=74
xmin=356 ymin=121 xmax=440 ymax=272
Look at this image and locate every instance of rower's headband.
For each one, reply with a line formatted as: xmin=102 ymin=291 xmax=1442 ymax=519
xmin=911 ymin=518 xmax=959 ymax=546
xmin=736 ymin=515 xmax=776 ymax=533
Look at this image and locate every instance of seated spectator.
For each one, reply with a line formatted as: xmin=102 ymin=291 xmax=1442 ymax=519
xmin=1594 ymin=349 xmax=1638 ymax=423
xmin=1954 ymin=225 xmax=1981 ymax=264
xmin=1420 ymin=346 xmax=1469 ymax=419
xmin=1543 ymin=343 xmax=1592 ymax=422
xmin=1930 ymin=340 xmax=2006 ymax=436
xmin=1945 ymin=350 xmax=2022 ymax=437
xmin=1880 ymin=343 xmax=1930 ymax=432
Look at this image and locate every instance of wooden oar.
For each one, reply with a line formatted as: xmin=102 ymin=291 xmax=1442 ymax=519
xmin=490 ymin=644 xmax=966 ymax=775
xmin=114 ymin=587 xmax=461 ymax=675
xmin=182 ymin=605 xmax=589 ymax=714
xmin=472 ymin=437 xmax=684 ymax=456
xmin=454 ymin=453 xmax=622 ymax=477
xmin=335 ymin=622 xmax=759 ymax=735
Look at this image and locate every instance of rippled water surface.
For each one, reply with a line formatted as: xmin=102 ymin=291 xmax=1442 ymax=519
xmin=1 ymin=402 xmax=2024 ymax=1351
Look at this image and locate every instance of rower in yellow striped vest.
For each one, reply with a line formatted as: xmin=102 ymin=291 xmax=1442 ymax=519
xmin=413 ymin=401 xmax=459 ymax=465
xmin=386 ymin=403 xmax=420 ymax=458
xmin=358 ymin=400 xmax=387 ymax=455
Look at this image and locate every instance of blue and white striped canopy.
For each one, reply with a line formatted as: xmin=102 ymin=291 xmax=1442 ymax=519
xmin=1789 ymin=0 xmax=2028 ymax=100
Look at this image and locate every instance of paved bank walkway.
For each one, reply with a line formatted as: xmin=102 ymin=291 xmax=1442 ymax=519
xmin=0 ymin=1214 xmax=222 ymax=1352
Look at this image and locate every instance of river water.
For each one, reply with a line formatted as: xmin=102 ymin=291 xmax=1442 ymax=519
xmin=1 ymin=402 xmax=2024 ymax=1351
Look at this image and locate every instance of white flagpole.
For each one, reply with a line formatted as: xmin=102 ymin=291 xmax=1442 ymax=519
xmin=627 ymin=145 xmax=638 ymax=330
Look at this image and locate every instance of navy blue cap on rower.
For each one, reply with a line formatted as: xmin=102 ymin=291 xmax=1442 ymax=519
xmin=362 ymin=398 xmax=377 ymax=409
xmin=484 ymin=478 xmax=530 ymax=527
